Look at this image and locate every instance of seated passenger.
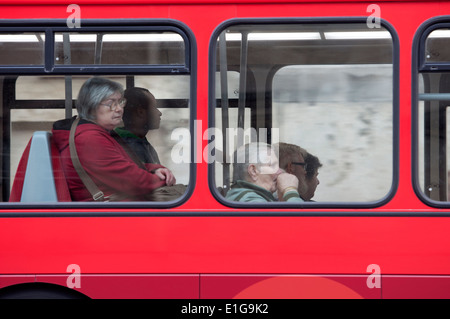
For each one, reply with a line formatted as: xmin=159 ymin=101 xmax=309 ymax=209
xmin=114 ymin=87 xmax=163 ymax=164
xmin=276 ymin=142 xmax=321 ymax=201
xmin=52 ymin=77 xmax=175 ymax=201
xmin=225 ymin=142 xmax=304 ymax=203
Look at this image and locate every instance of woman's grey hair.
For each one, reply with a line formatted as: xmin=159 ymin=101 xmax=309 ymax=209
xmin=232 ymin=142 xmax=274 ymax=182
xmin=76 ymin=77 xmax=124 ymax=121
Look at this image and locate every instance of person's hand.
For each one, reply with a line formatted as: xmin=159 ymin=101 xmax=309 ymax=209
xmin=276 ymin=172 xmax=299 ymax=200
xmin=155 ymin=168 xmax=176 ymax=186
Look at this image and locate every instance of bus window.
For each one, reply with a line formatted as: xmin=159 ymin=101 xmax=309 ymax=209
xmin=11 ymin=75 xmax=191 ymax=191
xmin=211 ymin=20 xmax=397 ymax=206
xmin=415 ymin=24 xmax=450 ymax=203
xmin=0 ymin=33 xmax=44 ymax=65
xmin=54 ymin=32 xmax=185 ymax=65
xmin=1 ymin=21 xmax=194 ymax=206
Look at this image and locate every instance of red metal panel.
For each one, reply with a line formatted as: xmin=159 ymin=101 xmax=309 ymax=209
xmin=383 ymin=276 xmax=450 ymax=299
xmin=37 ymin=274 xmax=199 ymax=299
xmin=1 ymin=217 xmax=450 ymax=277
xmin=201 ymin=275 xmax=381 ymax=299
xmin=0 ymin=275 xmax=35 ymax=289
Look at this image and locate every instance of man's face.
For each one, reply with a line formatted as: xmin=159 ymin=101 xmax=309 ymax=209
xmin=143 ymin=92 xmax=162 ymax=130
xmin=304 ymin=170 xmax=320 ymax=201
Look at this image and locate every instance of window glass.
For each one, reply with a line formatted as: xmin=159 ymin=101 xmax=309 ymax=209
xmin=54 ymin=32 xmax=185 ymax=65
xmin=425 ymin=29 xmax=450 ymax=63
xmin=212 ymin=22 xmax=395 ymax=204
xmin=272 ymin=64 xmax=393 ymax=202
xmin=11 ymin=75 xmax=191 ymax=192
xmin=417 ymin=70 xmax=450 ymax=201
xmin=0 ymin=33 xmax=44 ymax=65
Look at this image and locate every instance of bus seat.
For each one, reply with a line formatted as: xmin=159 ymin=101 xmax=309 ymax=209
xmin=9 ymin=131 xmax=71 ymax=202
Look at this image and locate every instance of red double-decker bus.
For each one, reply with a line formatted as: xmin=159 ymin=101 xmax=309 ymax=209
xmin=0 ymin=0 xmax=449 ymax=300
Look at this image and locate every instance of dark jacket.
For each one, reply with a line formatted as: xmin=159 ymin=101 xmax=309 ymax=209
xmin=114 ymin=127 xmax=161 ymax=164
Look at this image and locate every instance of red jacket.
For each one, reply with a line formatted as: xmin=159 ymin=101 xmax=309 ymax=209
xmin=52 ymin=118 xmax=166 ymax=201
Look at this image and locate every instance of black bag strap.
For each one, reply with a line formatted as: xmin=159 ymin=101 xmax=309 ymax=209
xmin=69 ymin=117 xmax=105 ymax=201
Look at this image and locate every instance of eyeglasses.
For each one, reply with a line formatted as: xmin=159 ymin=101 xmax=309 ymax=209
xmin=100 ymin=98 xmax=127 ymax=111
xmin=291 ymin=162 xmax=306 ymax=166
xmin=292 ymin=162 xmax=308 ymax=170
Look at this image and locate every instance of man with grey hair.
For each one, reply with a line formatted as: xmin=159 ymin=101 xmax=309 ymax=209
xmin=225 ymin=142 xmax=304 ymax=202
